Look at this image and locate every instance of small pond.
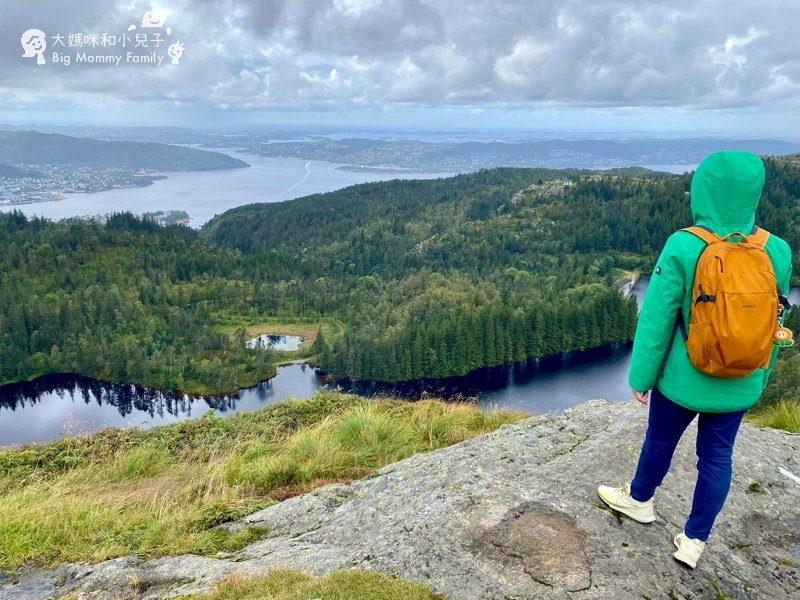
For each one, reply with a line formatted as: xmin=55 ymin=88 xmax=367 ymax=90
xmin=246 ymin=334 xmax=304 ymax=351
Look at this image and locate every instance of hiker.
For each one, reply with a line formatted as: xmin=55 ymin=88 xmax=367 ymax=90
xmin=598 ymin=150 xmax=793 ymax=569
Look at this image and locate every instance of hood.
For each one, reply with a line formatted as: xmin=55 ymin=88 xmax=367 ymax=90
xmin=690 ymin=150 xmax=765 ymax=237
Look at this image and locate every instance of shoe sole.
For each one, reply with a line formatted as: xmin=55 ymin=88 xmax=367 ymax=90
xmin=597 ymin=491 xmax=656 ymax=523
xmin=673 ymin=534 xmax=698 ymax=569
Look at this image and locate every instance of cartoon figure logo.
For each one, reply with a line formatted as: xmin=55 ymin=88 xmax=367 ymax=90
xmin=141 ymin=10 xmax=166 ymax=28
xmin=129 ymin=10 xmax=171 ymax=35
xmin=167 ymin=41 xmax=185 ymax=65
xmin=21 ymin=29 xmax=47 ymax=65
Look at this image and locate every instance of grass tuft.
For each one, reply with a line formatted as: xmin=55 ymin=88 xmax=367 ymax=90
xmin=182 ymin=568 xmax=446 ymax=600
xmin=747 ymin=399 xmax=800 ymax=433
xmin=0 ymin=391 xmax=526 ymax=570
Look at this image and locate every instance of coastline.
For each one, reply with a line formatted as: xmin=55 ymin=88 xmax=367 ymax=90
xmin=335 ymin=165 xmax=434 ymax=174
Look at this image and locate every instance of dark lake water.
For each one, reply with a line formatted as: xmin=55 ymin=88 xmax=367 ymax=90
xmin=0 ymin=365 xmax=327 ymax=445
xmin=2 ymin=279 xmax=798 ymax=445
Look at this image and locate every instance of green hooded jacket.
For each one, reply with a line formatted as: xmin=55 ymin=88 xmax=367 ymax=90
xmin=628 ymin=150 xmax=793 ymax=412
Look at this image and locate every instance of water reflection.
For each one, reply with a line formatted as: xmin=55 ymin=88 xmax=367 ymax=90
xmin=0 ymin=364 xmax=328 ymax=445
xmin=246 ymin=334 xmax=304 ymax=351
xmin=4 ymin=375 xmax=205 ymax=417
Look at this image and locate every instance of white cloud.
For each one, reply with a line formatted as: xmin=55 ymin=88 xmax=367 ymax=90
xmin=0 ymin=0 xmax=796 ymax=117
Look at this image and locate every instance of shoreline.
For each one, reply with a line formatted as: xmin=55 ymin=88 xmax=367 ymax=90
xmin=1 ymin=336 xmax=637 ymax=406
xmin=0 ymin=363 xmax=281 ymax=403
xmin=318 ymin=340 xmax=634 ymax=395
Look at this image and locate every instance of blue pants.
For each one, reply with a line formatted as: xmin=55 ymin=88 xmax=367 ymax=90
xmin=629 ymin=387 xmax=746 ymax=541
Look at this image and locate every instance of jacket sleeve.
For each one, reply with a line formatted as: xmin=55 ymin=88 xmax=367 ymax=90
xmin=762 ymin=241 xmax=793 ymax=389
xmin=629 ymin=233 xmax=687 ymax=392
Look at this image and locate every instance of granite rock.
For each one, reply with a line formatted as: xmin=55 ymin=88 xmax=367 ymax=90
xmin=3 ymin=400 xmax=799 ymax=600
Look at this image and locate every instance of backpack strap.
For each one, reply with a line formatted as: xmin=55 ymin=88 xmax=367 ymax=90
xmin=681 ymin=225 xmax=720 ymax=245
xmin=682 ymin=225 xmax=771 ymax=247
xmin=745 ymin=226 xmax=770 ymax=247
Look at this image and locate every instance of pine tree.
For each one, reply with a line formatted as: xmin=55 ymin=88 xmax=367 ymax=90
xmin=311 ymin=326 xmax=327 ymax=361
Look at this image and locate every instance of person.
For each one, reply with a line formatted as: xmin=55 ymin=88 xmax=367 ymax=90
xmin=597 ymin=150 xmax=793 ymax=569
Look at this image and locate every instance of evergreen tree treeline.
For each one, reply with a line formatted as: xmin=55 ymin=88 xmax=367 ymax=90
xmin=319 ymin=288 xmax=637 ymax=382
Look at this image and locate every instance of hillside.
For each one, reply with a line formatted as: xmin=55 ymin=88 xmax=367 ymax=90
xmin=235 ymin=136 xmax=800 ymax=171
xmin=201 ymin=167 xmax=673 ymax=257
xmin=203 ymin=156 xmax=799 ymax=269
xmin=6 ymin=399 xmax=799 ymax=599
xmin=206 ymin=167 xmax=647 ymax=382
xmin=0 ymin=130 xmax=248 ymax=171
xmin=202 ymin=156 xmax=800 ymax=382
xmin=0 ymin=164 xmax=41 ymax=179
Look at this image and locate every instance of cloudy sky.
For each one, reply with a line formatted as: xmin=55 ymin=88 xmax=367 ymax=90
xmin=1 ymin=0 xmax=797 ymax=136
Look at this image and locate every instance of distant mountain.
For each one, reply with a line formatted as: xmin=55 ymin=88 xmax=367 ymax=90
xmin=247 ymin=137 xmax=799 ymax=171
xmin=0 ymin=164 xmax=41 ymax=178
xmin=0 ymin=130 xmax=249 ymax=171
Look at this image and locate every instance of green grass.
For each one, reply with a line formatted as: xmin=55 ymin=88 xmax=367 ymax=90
xmin=0 ymin=391 xmax=525 ymax=571
xmin=182 ymin=568 xmax=445 ymax=600
xmin=746 ymin=399 xmax=800 ymax=433
xmin=710 ymin=580 xmax=732 ymax=600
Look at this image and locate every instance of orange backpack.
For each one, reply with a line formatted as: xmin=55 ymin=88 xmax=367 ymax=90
xmin=682 ymin=226 xmax=781 ymax=378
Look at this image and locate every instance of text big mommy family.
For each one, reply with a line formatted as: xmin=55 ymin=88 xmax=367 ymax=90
xmin=51 ymin=50 xmax=179 ymax=67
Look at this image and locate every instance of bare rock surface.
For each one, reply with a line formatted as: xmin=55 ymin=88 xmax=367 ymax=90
xmin=2 ymin=399 xmax=799 ymax=599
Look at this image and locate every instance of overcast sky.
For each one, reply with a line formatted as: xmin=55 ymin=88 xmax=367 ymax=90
xmin=1 ymin=0 xmax=797 ymax=137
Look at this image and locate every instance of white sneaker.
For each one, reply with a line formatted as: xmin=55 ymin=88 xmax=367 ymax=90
xmin=597 ymin=482 xmax=656 ymax=523
xmin=673 ymin=532 xmax=705 ymax=569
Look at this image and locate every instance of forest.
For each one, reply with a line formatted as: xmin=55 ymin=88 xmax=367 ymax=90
xmin=1 ymin=155 xmax=798 ymax=392
xmin=0 ymin=212 xmax=284 ymax=393
xmin=204 ymin=155 xmax=799 ymax=383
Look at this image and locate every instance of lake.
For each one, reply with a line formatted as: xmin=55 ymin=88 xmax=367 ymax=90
xmin=0 ymin=151 xmax=452 ymax=227
xmin=0 ymin=365 xmax=328 ymax=446
xmin=2 ymin=279 xmax=798 ymax=445
xmin=0 ymin=347 xmax=638 ymax=446
xmin=0 ymin=280 xmax=645 ymax=445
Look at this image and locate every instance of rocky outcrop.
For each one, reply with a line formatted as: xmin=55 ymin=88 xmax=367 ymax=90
xmin=3 ymin=400 xmax=799 ymax=600
xmin=616 ymin=271 xmax=640 ymax=299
